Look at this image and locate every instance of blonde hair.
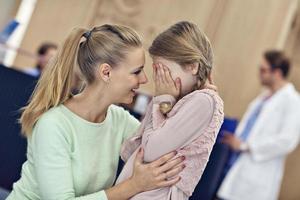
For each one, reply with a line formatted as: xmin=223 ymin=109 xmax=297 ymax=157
xmin=20 ymin=24 xmax=142 ymax=136
xmin=149 ymin=21 xmax=213 ymax=88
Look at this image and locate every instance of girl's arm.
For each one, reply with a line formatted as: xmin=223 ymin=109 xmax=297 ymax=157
xmin=142 ymin=92 xmax=214 ymax=162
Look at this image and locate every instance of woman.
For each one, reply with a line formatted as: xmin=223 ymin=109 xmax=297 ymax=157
xmin=116 ymin=21 xmax=224 ymax=199
xmin=7 ymin=24 xmax=184 ymax=200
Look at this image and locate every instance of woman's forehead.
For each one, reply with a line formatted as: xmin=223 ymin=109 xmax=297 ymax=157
xmin=117 ymin=47 xmax=145 ymax=70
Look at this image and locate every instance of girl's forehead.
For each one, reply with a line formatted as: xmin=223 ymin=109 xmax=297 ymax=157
xmin=153 ymin=57 xmax=182 ymax=70
xmin=153 ymin=57 xmax=171 ymax=64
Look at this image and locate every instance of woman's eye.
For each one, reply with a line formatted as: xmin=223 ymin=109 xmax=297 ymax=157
xmin=133 ymin=70 xmax=142 ymax=75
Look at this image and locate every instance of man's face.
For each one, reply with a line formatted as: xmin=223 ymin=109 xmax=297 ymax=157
xmin=39 ymin=48 xmax=57 ymax=71
xmin=259 ymin=57 xmax=274 ymax=87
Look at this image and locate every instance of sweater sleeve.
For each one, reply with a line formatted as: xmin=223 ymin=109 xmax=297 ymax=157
xmin=31 ymin=116 xmax=108 ymax=200
xmin=121 ymin=109 xmax=141 ymax=142
xmin=120 ymin=95 xmax=176 ymax=161
xmin=142 ymin=93 xmax=214 ymax=162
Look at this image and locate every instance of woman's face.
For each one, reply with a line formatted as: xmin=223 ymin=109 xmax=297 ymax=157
xmin=152 ymin=57 xmax=198 ymax=97
xmin=110 ymin=47 xmax=148 ymax=104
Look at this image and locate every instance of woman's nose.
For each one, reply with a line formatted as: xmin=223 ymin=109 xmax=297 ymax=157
xmin=139 ymin=72 xmax=148 ymax=84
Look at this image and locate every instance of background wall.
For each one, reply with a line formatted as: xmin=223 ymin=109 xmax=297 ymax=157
xmin=7 ymin=0 xmax=300 ymax=199
xmin=13 ymin=0 xmax=300 ymax=118
xmin=280 ymin=7 xmax=300 ymax=200
xmin=0 ymin=0 xmax=20 ymax=29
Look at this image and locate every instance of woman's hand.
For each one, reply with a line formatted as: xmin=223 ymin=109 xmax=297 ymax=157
xmin=153 ymin=63 xmax=181 ymax=99
xmin=130 ymin=148 xmax=185 ymax=192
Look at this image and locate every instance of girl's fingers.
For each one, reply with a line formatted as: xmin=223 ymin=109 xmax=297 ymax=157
xmin=153 ymin=63 xmax=158 ymax=82
xmin=205 ymin=83 xmax=218 ymax=92
xmin=158 ymin=163 xmax=185 ymax=181
xmin=133 ymin=148 xmax=144 ymax=165
xmin=175 ymin=78 xmax=181 ymax=93
xmin=157 ymin=156 xmax=185 ymax=174
xmin=208 ymin=73 xmax=214 ymax=84
xmin=155 ymin=63 xmax=162 ymax=85
xmin=163 ymin=66 xmax=174 ymax=85
xmin=156 ymin=64 xmax=162 ymax=84
xmin=158 ymin=63 xmax=166 ymax=84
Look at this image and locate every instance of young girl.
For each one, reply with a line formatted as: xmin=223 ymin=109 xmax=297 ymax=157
xmin=116 ymin=21 xmax=224 ymax=199
xmin=7 ymin=24 xmax=184 ymax=200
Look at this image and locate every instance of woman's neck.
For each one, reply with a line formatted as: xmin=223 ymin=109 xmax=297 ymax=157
xmin=64 ymin=85 xmax=113 ymax=123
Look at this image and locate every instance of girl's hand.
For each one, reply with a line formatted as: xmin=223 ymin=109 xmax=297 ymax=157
xmin=203 ymin=73 xmax=218 ymax=92
xmin=153 ymin=63 xmax=181 ymax=99
xmin=130 ymin=148 xmax=185 ymax=192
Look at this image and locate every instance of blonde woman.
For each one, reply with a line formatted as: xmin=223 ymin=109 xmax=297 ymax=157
xmin=7 ymin=24 xmax=184 ymax=200
xmin=116 ymin=21 xmax=224 ymax=199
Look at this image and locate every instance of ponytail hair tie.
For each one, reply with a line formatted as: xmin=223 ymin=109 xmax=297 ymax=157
xmin=83 ymin=31 xmax=92 ymax=39
xmin=83 ymin=27 xmax=96 ymax=40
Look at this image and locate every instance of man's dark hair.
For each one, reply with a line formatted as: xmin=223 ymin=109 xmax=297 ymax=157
xmin=36 ymin=42 xmax=57 ymax=70
xmin=37 ymin=42 xmax=57 ymax=56
xmin=264 ymin=50 xmax=290 ymax=78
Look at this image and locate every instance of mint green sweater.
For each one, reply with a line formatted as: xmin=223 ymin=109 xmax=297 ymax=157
xmin=7 ymin=104 xmax=140 ymax=200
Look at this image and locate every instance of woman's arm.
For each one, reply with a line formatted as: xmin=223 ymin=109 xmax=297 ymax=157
xmin=120 ymin=102 xmax=153 ymax=162
xmin=106 ymin=149 xmax=183 ymax=200
xmin=33 ymin=116 xmax=184 ymax=200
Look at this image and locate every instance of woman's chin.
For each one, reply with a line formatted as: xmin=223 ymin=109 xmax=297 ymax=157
xmin=120 ymin=96 xmax=134 ymax=105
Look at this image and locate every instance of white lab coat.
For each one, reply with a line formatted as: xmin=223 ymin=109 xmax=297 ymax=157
xmin=218 ymin=83 xmax=300 ymax=200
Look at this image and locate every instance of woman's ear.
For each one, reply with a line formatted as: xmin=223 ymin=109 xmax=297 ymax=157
xmin=97 ymin=63 xmax=112 ymax=83
xmin=187 ymin=63 xmax=199 ymax=75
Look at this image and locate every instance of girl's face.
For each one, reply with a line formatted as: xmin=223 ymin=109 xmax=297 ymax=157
xmin=110 ymin=47 xmax=148 ymax=104
xmin=152 ymin=57 xmax=198 ymax=97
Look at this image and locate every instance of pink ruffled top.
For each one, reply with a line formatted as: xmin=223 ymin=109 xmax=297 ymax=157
xmin=116 ymin=89 xmax=224 ymax=199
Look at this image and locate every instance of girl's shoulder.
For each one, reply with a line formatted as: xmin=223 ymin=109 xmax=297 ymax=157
xmin=178 ymin=89 xmax=223 ymax=108
xmin=168 ymin=89 xmax=224 ymax=117
xmin=184 ymin=89 xmax=222 ymax=102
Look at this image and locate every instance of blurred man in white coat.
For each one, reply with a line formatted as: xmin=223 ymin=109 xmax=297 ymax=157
xmin=217 ymin=50 xmax=300 ymax=200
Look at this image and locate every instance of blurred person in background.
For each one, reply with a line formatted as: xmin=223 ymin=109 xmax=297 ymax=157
xmin=217 ymin=50 xmax=300 ymax=200
xmin=22 ymin=42 xmax=83 ymax=93
xmin=22 ymin=42 xmax=57 ymax=77
xmin=0 ymin=188 xmax=9 ymax=200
